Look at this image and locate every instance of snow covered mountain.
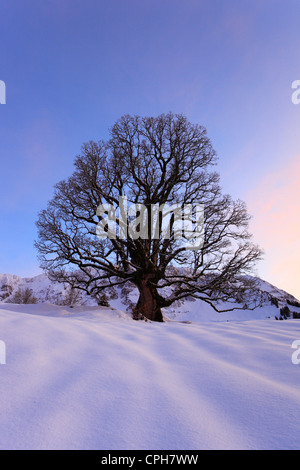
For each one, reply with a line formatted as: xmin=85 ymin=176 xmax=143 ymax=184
xmin=0 ymin=272 xmax=299 ymax=322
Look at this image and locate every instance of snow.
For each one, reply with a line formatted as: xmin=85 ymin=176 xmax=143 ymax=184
xmin=1 ymin=301 xmax=300 ymax=450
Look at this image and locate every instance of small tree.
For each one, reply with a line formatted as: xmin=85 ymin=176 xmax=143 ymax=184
xmin=0 ymin=284 xmax=13 ymax=301
xmin=280 ymin=305 xmax=291 ymax=320
xmin=35 ymin=113 xmax=263 ymax=321
xmin=93 ymin=292 xmax=110 ymax=307
xmin=6 ymin=287 xmax=38 ymax=304
xmin=61 ymin=286 xmax=83 ymax=307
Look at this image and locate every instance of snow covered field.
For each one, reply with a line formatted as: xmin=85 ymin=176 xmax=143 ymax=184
xmin=0 ymin=302 xmax=300 ymax=450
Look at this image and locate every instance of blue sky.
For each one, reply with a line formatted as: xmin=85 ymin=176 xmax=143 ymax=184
xmin=0 ymin=0 xmax=300 ymax=298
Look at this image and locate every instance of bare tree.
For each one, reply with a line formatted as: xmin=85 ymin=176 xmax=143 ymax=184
xmin=35 ymin=113 xmax=263 ymax=322
xmin=60 ymin=286 xmax=83 ymax=307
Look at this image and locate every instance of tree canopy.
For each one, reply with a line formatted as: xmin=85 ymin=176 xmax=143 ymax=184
xmin=36 ymin=113 xmax=263 ymax=321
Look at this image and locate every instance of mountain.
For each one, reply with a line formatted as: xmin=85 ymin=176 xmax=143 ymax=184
xmin=0 ymin=272 xmax=299 ymax=322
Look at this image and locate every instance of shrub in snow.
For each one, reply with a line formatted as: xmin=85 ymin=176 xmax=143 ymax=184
xmin=93 ymin=293 xmax=110 ymax=307
xmin=0 ymin=284 xmax=13 ymax=300
xmin=287 ymin=298 xmax=300 ymax=308
xmin=107 ymin=287 xmax=118 ymax=300
xmin=270 ymin=296 xmax=279 ymax=308
xmin=280 ymin=306 xmax=291 ymax=320
xmin=120 ymin=284 xmax=135 ymax=306
xmin=6 ymin=287 xmax=38 ymax=304
xmin=61 ymin=287 xmax=83 ymax=307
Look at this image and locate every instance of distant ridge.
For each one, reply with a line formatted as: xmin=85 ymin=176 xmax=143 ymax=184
xmin=0 ymin=272 xmax=299 ymax=322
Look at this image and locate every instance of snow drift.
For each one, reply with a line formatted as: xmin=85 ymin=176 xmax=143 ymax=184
xmin=0 ymin=273 xmax=300 ymax=450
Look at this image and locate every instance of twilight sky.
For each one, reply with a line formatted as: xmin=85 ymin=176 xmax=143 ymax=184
xmin=0 ymin=0 xmax=299 ymax=299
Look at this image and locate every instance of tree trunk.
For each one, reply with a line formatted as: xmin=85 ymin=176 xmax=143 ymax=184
xmin=135 ymin=277 xmax=164 ymax=322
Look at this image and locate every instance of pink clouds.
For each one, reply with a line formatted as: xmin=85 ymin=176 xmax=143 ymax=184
xmin=247 ymin=155 xmax=300 ymax=299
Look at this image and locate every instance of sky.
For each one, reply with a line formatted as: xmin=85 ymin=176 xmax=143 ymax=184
xmin=0 ymin=0 xmax=299 ymax=299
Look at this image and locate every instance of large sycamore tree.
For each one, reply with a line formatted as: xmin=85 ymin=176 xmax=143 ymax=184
xmin=36 ymin=113 xmax=263 ymax=322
